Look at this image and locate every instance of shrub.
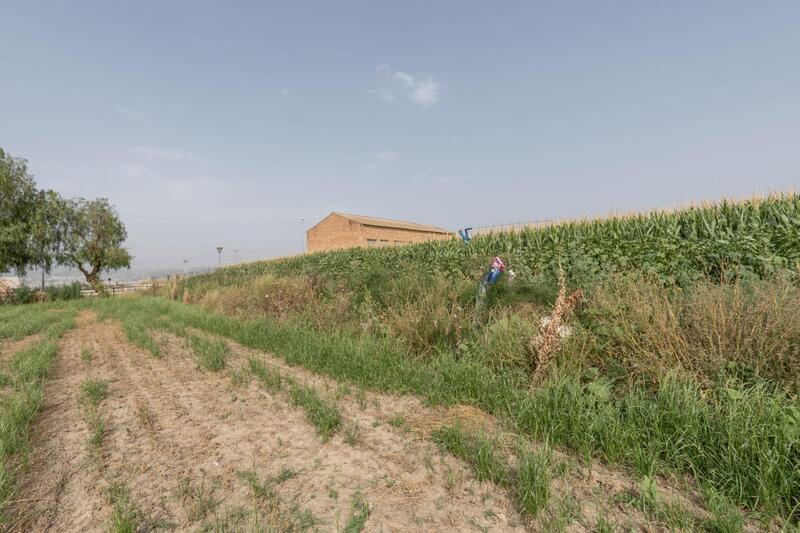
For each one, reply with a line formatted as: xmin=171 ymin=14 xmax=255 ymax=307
xmin=45 ymin=282 xmax=83 ymax=301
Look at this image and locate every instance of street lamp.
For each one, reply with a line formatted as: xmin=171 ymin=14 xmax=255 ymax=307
xmin=216 ymin=246 xmax=223 ymax=268
xmin=300 ymin=217 xmax=305 ymax=253
xmin=183 ymin=259 xmax=189 ymax=275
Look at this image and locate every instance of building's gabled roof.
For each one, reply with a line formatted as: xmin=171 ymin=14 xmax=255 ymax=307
xmin=334 ymin=213 xmax=451 ymax=234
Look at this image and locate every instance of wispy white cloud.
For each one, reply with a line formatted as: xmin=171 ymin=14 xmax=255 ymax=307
xmin=362 ymin=150 xmax=399 ymax=172
xmin=114 ymin=106 xmax=152 ymax=123
xmin=371 ymin=64 xmax=442 ymax=108
xmin=278 ymin=88 xmax=290 ymax=97
xmin=129 ymin=145 xmax=207 ymax=164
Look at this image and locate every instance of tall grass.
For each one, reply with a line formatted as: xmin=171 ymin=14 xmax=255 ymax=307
xmin=582 ymin=272 xmax=800 ymax=389
xmin=0 ymin=305 xmax=61 ymax=341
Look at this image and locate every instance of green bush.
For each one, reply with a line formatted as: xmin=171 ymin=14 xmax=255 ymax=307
xmin=45 ymin=282 xmax=83 ymax=301
xmin=6 ymin=285 xmax=34 ymax=305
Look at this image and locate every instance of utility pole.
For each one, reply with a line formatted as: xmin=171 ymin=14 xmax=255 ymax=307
xmin=300 ymin=217 xmax=305 ymax=254
xmin=216 ymin=246 xmax=223 ymax=268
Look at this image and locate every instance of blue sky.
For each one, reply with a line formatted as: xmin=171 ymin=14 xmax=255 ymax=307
xmin=1 ymin=1 xmax=799 ymax=272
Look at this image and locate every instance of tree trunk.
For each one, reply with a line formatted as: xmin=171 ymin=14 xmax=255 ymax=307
xmin=83 ymin=269 xmax=107 ymax=296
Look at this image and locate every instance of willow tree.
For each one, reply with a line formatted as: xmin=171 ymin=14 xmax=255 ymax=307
xmin=56 ymin=198 xmax=131 ymax=293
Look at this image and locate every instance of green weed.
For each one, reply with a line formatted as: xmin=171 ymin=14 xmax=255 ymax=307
xmin=189 ymin=335 xmax=228 ymax=371
xmin=106 ymin=482 xmax=144 ymax=533
xmin=84 ymin=408 xmax=106 ymax=451
xmin=433 ymin=425 xmax=508 ymax=485
xmin=177 ymin=474 xmax=220 ymax=523
xmin=344 ymin=493 xmax=370 ymax=532
xmin=122 ymin=319 xmax=161 ymax=357
xmin=79 ymin=378 xmax=108 ymax=407
xmin=287 ymin=380 xmax=341 ymax=442
xmin=80 ymin=348 xmax=93 ymax=363
xmin=516 ymin=446 xmax=552 ymax=518
xmin=248 ymin=357 xmax=282 ymax=392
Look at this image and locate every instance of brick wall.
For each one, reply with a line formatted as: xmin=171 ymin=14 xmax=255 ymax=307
xmin=361 ymin=225 xmax=451 ymax=247
xmin=307 ymin=213 xmax=364 ymax=252
xmin=307 ymin=213 xmax=452 ymax=253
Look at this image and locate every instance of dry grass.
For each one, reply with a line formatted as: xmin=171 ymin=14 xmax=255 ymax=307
xmin=531 ymin=269 xmax=583 ymax=383
xmin=404 ymin=404 xmax=498 ymax=439
xmin=380 ymin=279 xmax=470 ymax=356
xmin=583 ymin=272 xmax=800 ymax=389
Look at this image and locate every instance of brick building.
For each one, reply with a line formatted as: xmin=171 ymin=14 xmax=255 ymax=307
xmin=306 ymin=212 xmax=452 ymax=253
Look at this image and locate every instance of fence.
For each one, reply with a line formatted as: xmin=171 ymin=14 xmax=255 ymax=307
xmin=79 ymin=282 xmax=160 ymax=298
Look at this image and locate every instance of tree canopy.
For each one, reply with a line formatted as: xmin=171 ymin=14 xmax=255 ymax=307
xmin=0 ymin=148 xmax=59 ymax=274
xmin=0 ymin=147 xmax=131 ymax=291
xmin=55 ymin=198 xmax=131 ymax=292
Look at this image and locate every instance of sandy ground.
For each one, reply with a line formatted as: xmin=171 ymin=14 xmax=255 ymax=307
xmin=5 ymin=312 xmax=526 ymax=532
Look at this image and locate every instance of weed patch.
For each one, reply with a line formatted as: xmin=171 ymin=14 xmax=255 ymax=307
xmin=248 ymin=357 xmax=282 ymax=392
xmin=344 ymin=493 xmax=370 ymax=532
xmin=188 ymin=335 xmax=228 ymax=371
xmin=287 ymin=380 xmax=342 ymax=442
xmin=106 ymin=482 xmax=144 ymax=533
xmin=79 ymin=378 xmax=108 ymax=407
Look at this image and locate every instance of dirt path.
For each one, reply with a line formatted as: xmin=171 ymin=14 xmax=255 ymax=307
xmin=6 ymin=311 xmax=106 ymax=532
xmin=7 ymin=315 xmax=526 ymax=532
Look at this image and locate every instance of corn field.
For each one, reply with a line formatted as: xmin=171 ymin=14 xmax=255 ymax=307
xmin=218 ymin=193 xmax=800 ymax=287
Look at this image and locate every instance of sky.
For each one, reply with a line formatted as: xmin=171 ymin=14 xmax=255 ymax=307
xmin=1 ymin=1 xmax=799 ymax=274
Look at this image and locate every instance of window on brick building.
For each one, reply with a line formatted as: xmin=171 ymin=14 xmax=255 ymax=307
xmin=380 ymin=240 xmax=389 ymax=246
xmin=367 ymin=239 xmax=377 ymax=247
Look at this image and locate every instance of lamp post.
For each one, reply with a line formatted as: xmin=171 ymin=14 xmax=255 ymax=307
xmin=300 ymin=217 xmax=305 ymax=253
xmin=183 ymin=259 xmax=188 ymax=275
xmin=216 ymin=246 xmax=223 ymax=268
